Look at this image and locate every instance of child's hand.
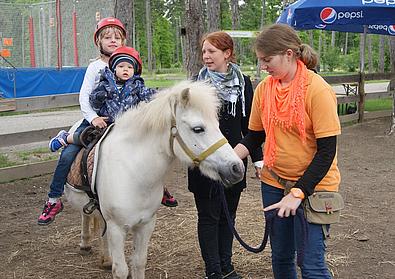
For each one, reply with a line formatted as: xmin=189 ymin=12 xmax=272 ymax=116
xmin=92 ymin=117 xmax=108 ymax=129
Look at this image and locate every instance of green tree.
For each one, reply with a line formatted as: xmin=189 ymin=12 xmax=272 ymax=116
xmin=153 ymin=16 xmax=175 ymax=69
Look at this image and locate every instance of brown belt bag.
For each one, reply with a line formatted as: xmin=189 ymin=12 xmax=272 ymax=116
xmin=303 ymin=191 xmax=344 ymax=224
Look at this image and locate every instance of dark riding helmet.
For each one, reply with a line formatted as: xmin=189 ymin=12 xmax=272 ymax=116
xmin=109 ymin=46 xmax=143 ymax=75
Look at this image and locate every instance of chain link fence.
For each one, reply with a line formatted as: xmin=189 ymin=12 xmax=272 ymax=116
xmin=0 ymin=0 xmax=115 ymax=68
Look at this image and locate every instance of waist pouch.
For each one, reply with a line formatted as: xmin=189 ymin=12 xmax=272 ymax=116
xmin=303 ymin=191 xmax=344 ymax=224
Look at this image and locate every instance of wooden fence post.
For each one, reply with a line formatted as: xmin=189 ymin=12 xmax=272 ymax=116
xmin=358 ymin=71 xmax=365 ymax=123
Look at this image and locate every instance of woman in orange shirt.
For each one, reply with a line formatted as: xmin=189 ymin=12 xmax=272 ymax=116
xmin=235 ymin=24 xmax=341 ymax=279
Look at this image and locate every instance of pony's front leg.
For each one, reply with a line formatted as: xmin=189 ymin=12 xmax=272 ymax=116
xmin=79 ymin=213 xmax=93 ymax=254
xmin=130 ymin=215 xmax=157 ymax=279
xmin=107 ymin=221 xmax=128 ymax=279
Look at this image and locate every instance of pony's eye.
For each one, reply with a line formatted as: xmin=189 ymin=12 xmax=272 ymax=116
xmin=192 ymin=126 xmax=205 ymax=133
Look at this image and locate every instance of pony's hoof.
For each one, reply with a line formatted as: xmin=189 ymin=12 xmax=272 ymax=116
xmin=100 ymin=257 xmax=112 ymax=270
xmin=79 ymin=246 xmax=92 ymax=255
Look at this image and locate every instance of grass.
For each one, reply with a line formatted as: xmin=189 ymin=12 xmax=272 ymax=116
xmin=0 ymin=147 xmax=57 ymax=168
xmin=145 ymin=78 xmax=181 ymax=89
xmin=364 ymin=98 xmax=393 ymax=111
xmin=0 ymin=154 xmax=14 ymax=168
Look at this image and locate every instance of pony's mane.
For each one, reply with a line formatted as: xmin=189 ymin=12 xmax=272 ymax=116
xmin=115 ymin=80 xmax=220 ymax=134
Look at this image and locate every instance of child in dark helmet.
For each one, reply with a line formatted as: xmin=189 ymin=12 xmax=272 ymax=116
xmin=49 ymin=47 xmax=154 ymax=147
xmin=90 ymin=46 xmax=178 ymax=208
xmin=89 ymin=46 xmax=154 ymax=122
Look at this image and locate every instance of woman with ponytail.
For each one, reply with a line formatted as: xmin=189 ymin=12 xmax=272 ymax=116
xmin=234 ymin=24 xmax=341 ymax=279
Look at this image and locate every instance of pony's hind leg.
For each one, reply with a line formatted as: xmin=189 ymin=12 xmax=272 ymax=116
xmin=79 ymin=213 xmax=93 ymax=254
xmin=130 ymin=216 xmax=157 ymax=279
xmin=97 ymin=216 xmax=112 ymax=270
xmin=107 ymin=221 xmax=129 ymax=279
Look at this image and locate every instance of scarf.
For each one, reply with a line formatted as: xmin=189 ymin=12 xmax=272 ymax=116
xmin=262 ymin=59 xmax=308 ymax=168
xmin=197 ymin=62 xmax=245 ymax=117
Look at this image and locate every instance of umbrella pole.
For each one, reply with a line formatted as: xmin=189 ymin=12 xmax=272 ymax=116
xmin=358 ymin=26 xmax=367 ymax=123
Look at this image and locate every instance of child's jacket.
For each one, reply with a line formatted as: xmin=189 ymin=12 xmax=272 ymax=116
xmin=89 ymin=67 xmax=157 ymax=123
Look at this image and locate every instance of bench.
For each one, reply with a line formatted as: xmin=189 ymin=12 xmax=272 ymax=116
xmin=338 ymin=83 xmax=358 ymax=115
xmin=342 ymin=83 xmax=358 ymax=96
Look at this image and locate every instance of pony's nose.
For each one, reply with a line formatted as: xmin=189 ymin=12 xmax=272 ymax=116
xmin=232 ymin=162 xmax=244 ymax=175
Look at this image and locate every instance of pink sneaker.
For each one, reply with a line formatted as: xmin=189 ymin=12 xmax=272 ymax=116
xmin=161 ymin=188 xmax=178 ymax=207
xmin=37 ymin=200 xmax=64 ymax=225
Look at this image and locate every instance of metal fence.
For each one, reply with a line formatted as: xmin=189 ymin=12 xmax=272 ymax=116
xmin=0 ymin=0 xmax=115 ymax=68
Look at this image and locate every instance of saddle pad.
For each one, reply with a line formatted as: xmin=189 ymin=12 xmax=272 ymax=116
xmin=67 ymin=123 xmax=115 ymax=193
xmin=67 ymin=146 xmax=96 ymax=190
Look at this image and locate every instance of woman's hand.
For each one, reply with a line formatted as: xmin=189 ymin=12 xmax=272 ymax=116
xmin=91 ymin=117 xmax=108 ymax=129
xmin=264 ymin=193 xmax=302 ymax=217
xmin=234 ymin=143 xmax=249 ymax=160
xmin=253 ymin=160 xmax=263 ymax=179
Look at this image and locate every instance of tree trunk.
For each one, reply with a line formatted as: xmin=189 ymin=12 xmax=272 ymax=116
xmin=115 ymin=0 xmax=134 ymax=45
xmin=308 ymin=30 xmax=313 ymax=48
xmin=256 ymin=0 xmax=266 ymax=78
xmin=378 ymin=36 xmax=385 ymax=73
xmin=260 ymin=0 xmax=266 ymax=28
xmin=231 ymin=0 xmax=240 ymax=57
xmin=184 ymin=0 xmax=204 ymax=78
xmin=145 ymin=0 xmax=153 ymax=72
xmin=368 ymin=35 xmax=373 ymax=73
xmin=344 ymin=32 xmax=348 ymax=55
xmin=207 ymin=0 xmax=220 ymax=32
xmin=331 ymin=31 xmax=335 ymax=48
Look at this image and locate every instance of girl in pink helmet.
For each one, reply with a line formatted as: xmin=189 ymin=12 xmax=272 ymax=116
xmin=38 ymin=17 xmax=127 ymax=225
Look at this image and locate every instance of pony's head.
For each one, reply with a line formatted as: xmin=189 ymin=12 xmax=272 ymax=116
xmin=117 ymin=80 xmax=245 ymax=186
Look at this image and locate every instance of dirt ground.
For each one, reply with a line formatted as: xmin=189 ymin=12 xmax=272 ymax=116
xmin=0 ymin=117 xmax=394 ymax=279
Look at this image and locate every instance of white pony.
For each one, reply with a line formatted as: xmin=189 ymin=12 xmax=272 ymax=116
xmin=64 ymin=81 xmax=245 ymax=279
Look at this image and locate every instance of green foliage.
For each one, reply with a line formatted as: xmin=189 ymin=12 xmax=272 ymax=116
xmin=321 ymin=48 xmax=341 ymax=72
xmin=342 ymin=51 xmax=360 ymax=72
xmin=220 ymin=0 xmax=232 ymax=30
xmin=153 ymin=17 xmax=175 ymax=68
xmin=265 ymin=0 xmax=284 ymax=24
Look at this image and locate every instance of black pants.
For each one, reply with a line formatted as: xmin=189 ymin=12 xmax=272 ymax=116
xmin=194 ymin=188 xmax=241 ymax=276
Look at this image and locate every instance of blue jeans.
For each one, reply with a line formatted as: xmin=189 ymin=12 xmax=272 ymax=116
xmin=262 ymin=182 xmax=332 ymax=279
xmin=48 ymin=120 xmax=90 ymax=198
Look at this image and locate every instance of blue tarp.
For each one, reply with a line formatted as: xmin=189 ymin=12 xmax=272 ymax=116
xmin=0 ymin=67 xmax=87 ymax=98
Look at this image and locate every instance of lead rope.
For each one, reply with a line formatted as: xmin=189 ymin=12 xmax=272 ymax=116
xmin=219 ymin=184 xmax=308 ymax=266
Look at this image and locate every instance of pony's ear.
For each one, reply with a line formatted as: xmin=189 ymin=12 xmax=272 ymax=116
xmin=180 ymin=87 xmax=190 ymax=107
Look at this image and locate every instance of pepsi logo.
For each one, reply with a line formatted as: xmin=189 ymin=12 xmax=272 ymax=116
xmin=315 ymin=24 xmax=327 ymax=29
xmin=320 ymin=7 xmax=337 ymax=24
xmin=389 ymin=25 xmax=395 ymax=35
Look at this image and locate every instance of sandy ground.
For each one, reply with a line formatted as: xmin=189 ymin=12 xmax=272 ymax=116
xmin=0 ymin=117 xmax=394 ymax=279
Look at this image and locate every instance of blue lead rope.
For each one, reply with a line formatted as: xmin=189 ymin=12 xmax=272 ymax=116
xmin=219 ymin=184 xmax=308 ymax=266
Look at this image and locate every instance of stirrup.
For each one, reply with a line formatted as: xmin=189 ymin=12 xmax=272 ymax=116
xmin=83 ymin=199 xmax=98 ymax=214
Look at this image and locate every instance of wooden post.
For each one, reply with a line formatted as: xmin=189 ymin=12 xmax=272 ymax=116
xmin=358 ymin=71 xmax=365 ymax=123
xmin=388 ymin=71 xmax=395 ymax=135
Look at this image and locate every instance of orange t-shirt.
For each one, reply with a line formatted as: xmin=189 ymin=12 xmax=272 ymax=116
xmin=249 ymin=70 xmax=341 ymax=192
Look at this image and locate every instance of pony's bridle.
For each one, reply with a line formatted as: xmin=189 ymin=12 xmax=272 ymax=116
xmin=169 ymin=107 xmax=228 ymax=167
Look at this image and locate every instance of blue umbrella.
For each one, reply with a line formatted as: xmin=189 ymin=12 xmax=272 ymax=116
xmin=276 ymin=0 xmax=395 ymax=126
xmin=277 ymin=0 xmax=395 ymax=36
